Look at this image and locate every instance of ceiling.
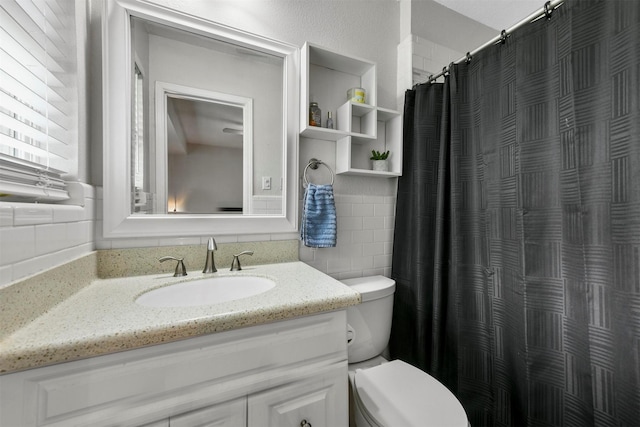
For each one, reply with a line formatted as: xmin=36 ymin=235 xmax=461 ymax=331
xmin=432 ymin=0 xmax=544 ymax=30
xmin=168 ymin=97 xmax=243 ymax=151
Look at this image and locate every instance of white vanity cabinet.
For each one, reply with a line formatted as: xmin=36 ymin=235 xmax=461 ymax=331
xmin=0 ymin=311 xmax=348 ymax=427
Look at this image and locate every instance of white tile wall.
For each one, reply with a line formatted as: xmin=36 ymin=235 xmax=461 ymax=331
xmin=398 ymin=34 xmax=464 ymax=89
xmin=2 ymin=185 xmax=395 ymax=287
xmin=252 ymin=195 xmax=283 ymax=215
xmin=0 ymin=183 xmax=96 ymax=287
xmin=94 ymin=189 xmax=298 ymax=250
xmin=299 ymin=194 xmax=396 ymax=280
xmin=397 ymin=35 xmax=414 ymax=107
xmin=2 ymin=182 xmax=395 ymax=287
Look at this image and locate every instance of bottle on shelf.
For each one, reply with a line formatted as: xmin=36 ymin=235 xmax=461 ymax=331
xmin=325 ymin=111 xmax=334 ymax=129
xmin=309 ymin=102 xmax=322 ymax=127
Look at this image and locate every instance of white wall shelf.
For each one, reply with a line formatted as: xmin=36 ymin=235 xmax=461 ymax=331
xmin=300 ymin=42 xmax=402 ymax=177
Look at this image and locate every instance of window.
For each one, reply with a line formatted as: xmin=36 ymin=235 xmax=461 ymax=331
xmin=133 ymin=64 xmax=145 ymax=192
xmin=0 ymin=0 xmax=78 ymax=201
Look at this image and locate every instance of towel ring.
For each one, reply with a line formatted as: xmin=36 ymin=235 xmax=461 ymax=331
xmin=303 ymin=158 xmax=334 ymax=187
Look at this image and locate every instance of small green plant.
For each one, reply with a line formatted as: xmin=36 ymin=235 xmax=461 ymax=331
xmin=370 ymin=150 xmax=390 ymax=160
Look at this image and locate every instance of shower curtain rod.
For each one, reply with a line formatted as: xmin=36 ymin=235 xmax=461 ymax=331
xmin=421 ymin=0 xmax=564 ymax=85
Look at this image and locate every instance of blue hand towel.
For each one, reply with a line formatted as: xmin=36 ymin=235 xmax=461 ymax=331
xmin=301 ymin=183 xmax=337 ymax=248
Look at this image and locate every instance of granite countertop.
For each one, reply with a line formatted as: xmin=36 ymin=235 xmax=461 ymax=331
xmin=0 ymin=261 xmax=360 ymax=375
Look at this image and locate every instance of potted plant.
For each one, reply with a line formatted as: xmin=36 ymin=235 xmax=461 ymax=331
xmin=370 ymin=150 xmax=390 ymax=172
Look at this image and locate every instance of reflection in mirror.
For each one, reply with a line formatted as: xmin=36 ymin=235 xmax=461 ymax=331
xmin=132 ymin=63 xmax=147 ymax=212
xmin=157 ymin=85 xmax=252 ymax=215
xmin=130 ymin=15 xmax=282 ymax=216
xmin=167 ymin=97 xmax=243 ymax=214
xmin=103 ymin=0 xmax=298 ymax=238
xmin=168 ymin=97 xmax=242 ymax=214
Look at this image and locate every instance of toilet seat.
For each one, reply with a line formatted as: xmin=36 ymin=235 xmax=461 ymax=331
xmin=353 ymin=360 xmax=468 ymax=427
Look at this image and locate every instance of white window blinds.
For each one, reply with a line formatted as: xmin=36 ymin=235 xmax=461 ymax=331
xmin=0 ymin=0 xmax=77 ymax=201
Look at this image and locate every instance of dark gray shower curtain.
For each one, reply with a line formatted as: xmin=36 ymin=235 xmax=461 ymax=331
xmin=390 ymin=1 xmax=640 ymax=425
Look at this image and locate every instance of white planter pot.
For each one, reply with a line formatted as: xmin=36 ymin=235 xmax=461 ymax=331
xmin=371 ymin=160 xmax=389 ymax=172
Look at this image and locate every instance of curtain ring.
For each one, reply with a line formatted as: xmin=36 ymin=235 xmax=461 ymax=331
xmin=499 ymin=29 xmax=509 ymax=44
xmin=428 ymin=74 xmax=434 ymax=84
xmin=543 ymin=1 xmax=553 ymax=20
xmin=465 ymin=52 xmax=472 ymax=64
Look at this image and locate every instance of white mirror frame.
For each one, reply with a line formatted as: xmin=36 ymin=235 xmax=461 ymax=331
xmin=155 ymin=82 xmax=254 ymax=215
xmin=103 ymin=0 xmax=299 ymax=238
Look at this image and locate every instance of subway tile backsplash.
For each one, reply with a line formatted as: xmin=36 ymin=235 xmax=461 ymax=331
xmin=0 ymin=183 xmax=96 ymax=287
xmin=299 ymin=194 xmax=396 ymax=280
xmin=1 ymin=183 xmax=396 ymax=287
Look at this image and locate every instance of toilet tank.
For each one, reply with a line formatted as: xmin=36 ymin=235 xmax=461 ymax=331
xmin=341 ymin=276 xmax=395 ymax=363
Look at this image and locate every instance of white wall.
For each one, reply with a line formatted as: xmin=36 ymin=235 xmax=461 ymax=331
xmin=0 ymin=184 xmax=96 ymax=287
xmin=169 ymin=145 xmax=243 ymax=213
xmin=136 ymin=0 xmax=402 ymax=111
xmin=1 ymin=0 xmax=509 ymax=285
xmin=410 ymin=0 xmax=496 ymax=54
xmin=148 ymin=34 xmax=283 ymax=198
xmin=93 ymin=0 xmax=404 ymax=281
xmin=397 ymin=0 xmax=497 ymax=93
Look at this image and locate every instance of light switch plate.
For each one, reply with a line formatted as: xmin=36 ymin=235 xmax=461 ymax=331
xmin=262 ymin=176 xmax=271 ymax=190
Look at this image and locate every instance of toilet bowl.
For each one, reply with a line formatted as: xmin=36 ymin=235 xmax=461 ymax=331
xmin=342 ymin=276 xmax=468 ymax=427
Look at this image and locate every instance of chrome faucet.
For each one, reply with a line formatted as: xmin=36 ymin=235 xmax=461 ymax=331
xmin=202 ymin=237 xmax=218 ymax=273
xmin=159 ymin=256 xmax=187 ymax=277
xmin=230 ymin=251 xmax=254 ymax=271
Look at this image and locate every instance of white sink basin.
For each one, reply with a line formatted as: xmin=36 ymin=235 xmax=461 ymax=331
xmin=136 ymin=276 xmax=276 ymax=308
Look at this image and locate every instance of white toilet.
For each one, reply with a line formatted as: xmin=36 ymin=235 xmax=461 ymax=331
xmin=342 ymin=276 xmax=468 ymax=427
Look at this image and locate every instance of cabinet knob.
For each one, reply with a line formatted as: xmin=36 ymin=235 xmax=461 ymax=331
xmin=300 ymin=420 xmax=312 ymax=427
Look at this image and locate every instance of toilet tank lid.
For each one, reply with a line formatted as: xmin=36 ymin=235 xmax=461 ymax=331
xmin=341 ymin=276 xmax=395 ymax=302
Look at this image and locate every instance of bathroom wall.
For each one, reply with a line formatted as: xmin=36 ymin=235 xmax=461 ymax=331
xmin=1 ymin=0 xmax=497 ymax=286
xmin=0 ymin=0 xmax=94 ymax=287
xmin=147 ymin=32 xmax=284 ymax=202
xmin=91 ymin=0 xmax=403 ymax=186
xmin=410 ymin=0 xmax=496 ymax=54
xmin=92 ymin=0 xmax=404 ymax=281
xmin=0 ymin=185 xmax=96 ymax=287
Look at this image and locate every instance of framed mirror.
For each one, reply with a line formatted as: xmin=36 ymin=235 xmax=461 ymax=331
xmin=103 ymin=0 xmax=299 ymax=238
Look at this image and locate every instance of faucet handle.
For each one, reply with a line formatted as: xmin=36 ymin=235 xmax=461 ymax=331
xmin=159 ymin=256 xmax=187 ymax=277
xmin=230 ymin=251 xmax=254 ymax=271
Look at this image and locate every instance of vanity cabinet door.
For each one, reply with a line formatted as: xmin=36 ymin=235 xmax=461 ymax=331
xmin=247 ymin=364 xmax=347 ymax=427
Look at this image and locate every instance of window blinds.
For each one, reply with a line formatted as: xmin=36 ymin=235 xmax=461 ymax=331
xmin=0 ymin=0 xmax=77 ymax=201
